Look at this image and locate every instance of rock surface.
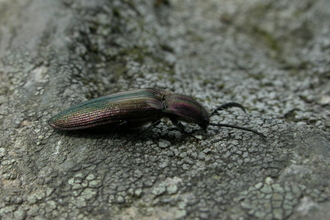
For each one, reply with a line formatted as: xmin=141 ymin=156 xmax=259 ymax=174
xmin=0 ymin=0 xmax=329 ymax=219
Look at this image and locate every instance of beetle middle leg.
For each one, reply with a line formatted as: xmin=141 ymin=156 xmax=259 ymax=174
xmin=138 ymin=120 xmax=162 ymax=136
xmin=123 ymin=120 xmax=161 ymax=144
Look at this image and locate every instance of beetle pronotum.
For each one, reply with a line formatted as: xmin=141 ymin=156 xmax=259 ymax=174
xmin=49 ymin=88 xmax=266 ymax=140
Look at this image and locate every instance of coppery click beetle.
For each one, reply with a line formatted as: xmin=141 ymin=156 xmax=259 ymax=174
xmin=49 ymin=88 xmax=266 ymax=140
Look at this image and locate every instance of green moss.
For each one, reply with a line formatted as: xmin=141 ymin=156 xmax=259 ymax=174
xmin=212 ymin=175 xmax=221 ymax=180
xmin=251 ymin=26 xmax=279 ymax=52
xmin=249 ymin=72 xmax=265 ymax=80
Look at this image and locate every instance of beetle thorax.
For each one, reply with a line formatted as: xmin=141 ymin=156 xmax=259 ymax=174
xmin=163 ymin=93 xmax=210 ymax=130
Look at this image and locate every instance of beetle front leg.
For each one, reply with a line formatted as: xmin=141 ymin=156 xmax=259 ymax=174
xmin=170 ymin=118 xmax=185 ymax=132
xmin=170 ymin=118 xmax=199 ymax=139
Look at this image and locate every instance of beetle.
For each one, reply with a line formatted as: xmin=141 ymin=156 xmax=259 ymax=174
xmin=49 ymin=88 xmax=266 ymax=140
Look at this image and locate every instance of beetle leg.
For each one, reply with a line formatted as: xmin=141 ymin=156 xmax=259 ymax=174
xmin=170 ymin=118 xmax=185 ymax=132
xmin=108 ymin=121 xmax=128 ymax=140
xmin=170 ymin=118 xmax=199 ymax=139
xmin=124 ymin=120 xmax=161 ymax=144
xmin=115 ymin=121 xmax=128 ymax=130
xmin=211 ymin=102 xmax=246 ymax=116
xmin=139 ymin=120 xmax=161 ymax=136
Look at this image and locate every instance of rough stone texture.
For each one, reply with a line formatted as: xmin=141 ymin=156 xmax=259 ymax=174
xmin=0 ymin=0 xmax=329 ymax=219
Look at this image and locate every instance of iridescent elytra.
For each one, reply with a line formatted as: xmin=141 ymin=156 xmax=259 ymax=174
xmin=49 ymin=88 xmax=266 ymax=140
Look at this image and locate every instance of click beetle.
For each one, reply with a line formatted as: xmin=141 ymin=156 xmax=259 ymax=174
xmin=49 ymin=88 xmax=266 ymax=140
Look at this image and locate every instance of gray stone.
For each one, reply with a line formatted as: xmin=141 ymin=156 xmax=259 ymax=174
xmin=1 ymin=0 xmax=330 ymax=219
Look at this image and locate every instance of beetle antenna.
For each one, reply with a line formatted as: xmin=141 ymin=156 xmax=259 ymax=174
xmin=211 ymin=102 xmax=246 ymax=116
xmin=209 ymin=123 xmax=267 ymax=141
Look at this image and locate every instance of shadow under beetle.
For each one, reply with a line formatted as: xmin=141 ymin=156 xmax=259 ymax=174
xmin=49 ymin=88 xmax=266 ymax=140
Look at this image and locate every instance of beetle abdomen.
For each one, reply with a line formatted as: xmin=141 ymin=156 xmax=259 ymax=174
xmin=49 ymin=88 xmax=164 ymax=130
